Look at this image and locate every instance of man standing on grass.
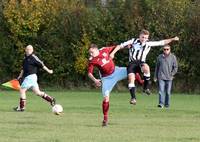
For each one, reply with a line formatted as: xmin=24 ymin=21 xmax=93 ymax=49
xmin=154 ymin=45 xmax=178 ymax=108
xmin=14 ymin=45 xmax=56 ymax=111
xmin=110 ymin=29 xmax=179 ymax=105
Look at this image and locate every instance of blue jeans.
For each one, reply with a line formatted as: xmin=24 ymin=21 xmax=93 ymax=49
xmin=158 ymin=79 xmax=172 ymax=107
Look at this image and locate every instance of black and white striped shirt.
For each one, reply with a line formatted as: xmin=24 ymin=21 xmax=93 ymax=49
xmin=120 ymin=38 xmax=165 ymax=63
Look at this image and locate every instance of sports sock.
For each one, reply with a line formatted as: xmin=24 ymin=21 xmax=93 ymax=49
xmin=102 ymin=100 xmax=109 ymax=122
xmin=143 ymin=76 xmax=150 ymax=90
xmin=129 ymin=87 xmax=136 ymax=99
xmin=42 ymin=93 xmax=53 ymax=103
xmin=20 ymin=98 xmax=26 ymax=109
xmin=128 ymin=83 xmax=136 ymax=99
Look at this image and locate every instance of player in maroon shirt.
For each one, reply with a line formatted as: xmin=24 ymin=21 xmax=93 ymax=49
xmin=88 ymin=44 xmax=143 ymax=126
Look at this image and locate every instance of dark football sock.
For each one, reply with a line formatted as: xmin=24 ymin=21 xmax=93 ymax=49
xmin=20 ymin=98 xmax=26 ymax=109
xmin=42 ymin=93 xmax=53 ymax=103
xmin=129 ymin=87 xmax=136 ymax=99
xmin=143 ymin=76 xmax=150 ymax=90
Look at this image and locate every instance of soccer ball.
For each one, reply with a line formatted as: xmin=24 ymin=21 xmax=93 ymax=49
xmin=52 ymin=104 xmax=63 ymax=115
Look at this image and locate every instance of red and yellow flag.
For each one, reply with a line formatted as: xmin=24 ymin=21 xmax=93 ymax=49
xmin=1 ymin=79 xmax=20 ymax=90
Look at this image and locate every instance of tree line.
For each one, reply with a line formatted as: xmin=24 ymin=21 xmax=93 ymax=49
xmin=0 ymin=0 xmax=199 ymax=93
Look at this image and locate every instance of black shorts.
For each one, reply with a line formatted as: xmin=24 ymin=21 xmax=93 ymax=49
xmin=127 ymin=61 xmax=144 ymax=74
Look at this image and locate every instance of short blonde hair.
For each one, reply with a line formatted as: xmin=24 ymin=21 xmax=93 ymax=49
xmin=140 ymin=29 xmax=150 ymax=36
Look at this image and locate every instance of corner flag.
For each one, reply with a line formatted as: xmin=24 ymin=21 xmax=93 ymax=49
xmin=1 ymin=79 xmax=20 ymax=90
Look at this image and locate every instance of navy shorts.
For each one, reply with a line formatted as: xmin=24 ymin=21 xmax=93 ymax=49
xmin=127 ymin=61 xmax=144 ymax=74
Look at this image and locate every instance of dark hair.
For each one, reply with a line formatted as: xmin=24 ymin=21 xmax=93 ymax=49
xmin=89 ymin=44 xmax=98 ymax=49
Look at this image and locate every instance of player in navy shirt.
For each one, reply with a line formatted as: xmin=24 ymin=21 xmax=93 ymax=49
xmin=14 ymin=45 xmax=56 ymax=111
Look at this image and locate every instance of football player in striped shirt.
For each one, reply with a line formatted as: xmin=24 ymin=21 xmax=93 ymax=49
xmin=110 ymin=29 xmax=179 ymax=105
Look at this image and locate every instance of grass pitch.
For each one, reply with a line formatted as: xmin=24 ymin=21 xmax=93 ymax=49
xmin=0 ymin=90 xmax=199 ymax=142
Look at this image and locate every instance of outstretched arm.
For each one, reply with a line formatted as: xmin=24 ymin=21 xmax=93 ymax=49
xmin=109 ymin=45 xmax=121 ymax=59
xmin=148 ymin=36 xmax=179 ymax=47
xmin=163 ymin=36 xmax=179 ymax=45
xmin=43 ymin=66 xmax=53 ymax=74
xmin=32 ymin=54 xmax=53 ymax=74
xmin=110 ymin=38 xmax=135 ymax=59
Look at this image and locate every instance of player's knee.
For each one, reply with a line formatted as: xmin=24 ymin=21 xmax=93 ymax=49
xmin=128 ymin=73 xmax=135 ymax=82
xmin=142 ymin=63 xmax=150 ymax=73
xmin=103 ymin=96 xmax=109 ymax=102
xmin=20 ymin=88 xmax=26 ymax=93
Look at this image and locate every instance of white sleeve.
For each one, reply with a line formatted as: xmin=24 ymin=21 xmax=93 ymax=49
xmin=120 ymin=38 xmax=135 ymax=48
xmin=147 ymin=40 xmax=165 ymax=47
